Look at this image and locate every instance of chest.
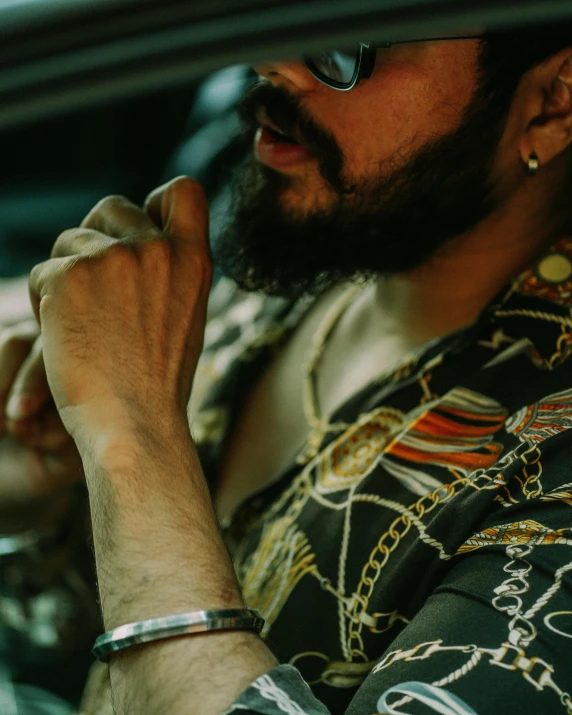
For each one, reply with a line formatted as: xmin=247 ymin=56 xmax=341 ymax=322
xmin=212 ymin=292 xmax=419 ymax=526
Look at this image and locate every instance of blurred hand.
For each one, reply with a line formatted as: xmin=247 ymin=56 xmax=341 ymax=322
xmin=0 ymin=320 xmax=83 ymax=521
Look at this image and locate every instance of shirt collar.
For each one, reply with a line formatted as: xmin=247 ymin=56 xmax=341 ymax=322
xmin=486 ymin=235 xmax=572 ymax=368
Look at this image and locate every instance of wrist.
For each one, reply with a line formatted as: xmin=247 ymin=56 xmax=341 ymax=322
xmin=70 ymin=402 xmax=188 ymax=469
xmin=76 ymin=412 xmax=243 ymax=630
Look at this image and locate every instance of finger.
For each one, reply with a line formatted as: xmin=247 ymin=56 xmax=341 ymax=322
xmin=5 ymin=335 xmax=51 ymax=423
xmin=144 ymin=177 xmax=210 ymax=252
xmin=50 ymin=227 xmax=116 ymax=260
xmin=81 ymin=194 xmax=162 ymax=241
xmin=0 ymin=321 xmax=39 ymax=432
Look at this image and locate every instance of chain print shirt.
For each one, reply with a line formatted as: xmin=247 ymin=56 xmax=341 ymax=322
xmin=188 ymin=237 xmax=572 ymax=715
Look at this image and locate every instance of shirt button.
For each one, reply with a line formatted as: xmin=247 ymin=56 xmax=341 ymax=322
xmin=537 ymin=253 xmax=572 ymax=284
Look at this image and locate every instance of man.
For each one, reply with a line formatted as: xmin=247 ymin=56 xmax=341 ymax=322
xmin=1 ymin=23 xmax=572 ymax=715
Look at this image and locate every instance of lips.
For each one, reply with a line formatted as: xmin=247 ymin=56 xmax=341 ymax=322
xmin=255 ymin=109 xmax=301 ymax=144
xmin=254 ymin=110 xmax=315 ymax=171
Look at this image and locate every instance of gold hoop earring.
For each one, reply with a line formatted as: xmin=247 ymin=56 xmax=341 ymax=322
xmin=527 ymin=152 xmax=539 ymax=176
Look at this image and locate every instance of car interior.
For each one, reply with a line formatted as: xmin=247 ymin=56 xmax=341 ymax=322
xmin=1 ymin=0 xmax=572 ymax=712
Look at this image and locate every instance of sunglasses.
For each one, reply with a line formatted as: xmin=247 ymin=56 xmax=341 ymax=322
xmin=304 ymin=36 xmax=482 ymax=91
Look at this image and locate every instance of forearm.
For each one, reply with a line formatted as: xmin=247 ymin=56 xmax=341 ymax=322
xmin=79 ymin=415 xmax=278 ymax=715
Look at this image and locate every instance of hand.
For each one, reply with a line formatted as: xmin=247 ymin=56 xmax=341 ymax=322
xmin=28 ymin=177 xmax=212 ymax=451
xmin=26 ymin=181 xmax=277 ymax=715
xmin=0 ymin=320 xmax=83 ymax=529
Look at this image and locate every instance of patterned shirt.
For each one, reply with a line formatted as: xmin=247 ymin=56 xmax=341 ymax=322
xmin=190 ymin=237 xmax=572 ymax=715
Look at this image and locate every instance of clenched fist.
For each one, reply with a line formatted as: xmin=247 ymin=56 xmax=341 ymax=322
xmin=29 ymin=177 xmax=213 ymax=454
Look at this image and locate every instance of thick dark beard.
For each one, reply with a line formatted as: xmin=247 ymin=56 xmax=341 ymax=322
xmin=215 ymin=72 xmax=507 ymax=300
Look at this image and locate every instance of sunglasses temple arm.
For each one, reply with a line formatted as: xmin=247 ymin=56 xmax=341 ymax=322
xmin=383 ymin=35 xmax=481 ymax=47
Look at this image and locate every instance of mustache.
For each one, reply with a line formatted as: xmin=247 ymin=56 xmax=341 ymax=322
xmin=236 ymin=80 xmax=353 ymax=194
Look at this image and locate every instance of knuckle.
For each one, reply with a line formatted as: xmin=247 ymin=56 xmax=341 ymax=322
xmin=104 ymin=242 xmax=140 ymax=275
xmin=142 ymin=236 xmax=172 ymax=265
xmin=94 ymin=194 xmax=129 ymax=213
xmin=52 ymin=228 xmax=86 ymax=257
xmin=170 ymin=175 xmax=202 ymax=193
xmin=103 ymin=240 xmax=135 ymax=261
xmin=168 ymin=176 xmax=207 ymax=207
xmin=57 ymin=227 xmax=80 ymax=240
xmin=83 ymin=194 xmax=131 ymax=227
xmin=64 ymin=256 xmax=92 ymax=284
xmin=50 ymin=257 xmax=95 ymax=297
xmin=54 ymin=228 xmax=73 ymax=245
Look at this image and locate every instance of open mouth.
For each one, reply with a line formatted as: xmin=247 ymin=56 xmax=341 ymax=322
xmin=256 ymin=109 xmax=301 ymax=144
xmin=263 ymin=122 xmax=299 ymax=145
xmin=254 ymin=110 xmax=314 ymax=170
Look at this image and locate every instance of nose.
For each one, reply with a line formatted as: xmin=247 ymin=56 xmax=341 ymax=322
xmin=253 ymin=59 xmax=320 ymax=92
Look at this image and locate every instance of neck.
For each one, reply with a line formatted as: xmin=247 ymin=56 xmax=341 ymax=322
xmin=371 ymin=189 xmax=568 ymax=344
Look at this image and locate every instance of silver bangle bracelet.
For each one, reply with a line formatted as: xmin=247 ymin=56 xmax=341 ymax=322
xmin=92 ymin=608 xmax=265 ymax=662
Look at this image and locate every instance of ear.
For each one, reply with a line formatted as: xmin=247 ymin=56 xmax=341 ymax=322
xmin=519 ymin=50 xmax=572 ymax=169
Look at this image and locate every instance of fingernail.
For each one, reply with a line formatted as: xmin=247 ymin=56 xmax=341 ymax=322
xmin=6 ymin=394 xmax=33 ymax=421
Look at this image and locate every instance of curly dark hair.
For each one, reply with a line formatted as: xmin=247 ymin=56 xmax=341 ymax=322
xmin=477 ymin=25 xmax=572 ymax=203
xmin=479 ymin=25 xmax=572 ymax=117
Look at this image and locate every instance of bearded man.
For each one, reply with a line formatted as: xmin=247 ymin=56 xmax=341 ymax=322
xmin=1 ymin=23 xmax=572 ymax=715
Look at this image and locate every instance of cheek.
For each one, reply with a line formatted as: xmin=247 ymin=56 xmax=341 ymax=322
xmin=320 ymin=91 xmax=417 ymax=175
xmin=319 ymin=53 xmax=479 ymax=178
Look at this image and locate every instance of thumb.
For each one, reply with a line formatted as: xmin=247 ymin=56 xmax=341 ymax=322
xmin=144 ymin=176 xmax=210 ymax=251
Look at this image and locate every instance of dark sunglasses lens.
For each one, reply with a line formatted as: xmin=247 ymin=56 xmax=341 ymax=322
xmin=307 ymin=49 xmax=358 ymax=85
